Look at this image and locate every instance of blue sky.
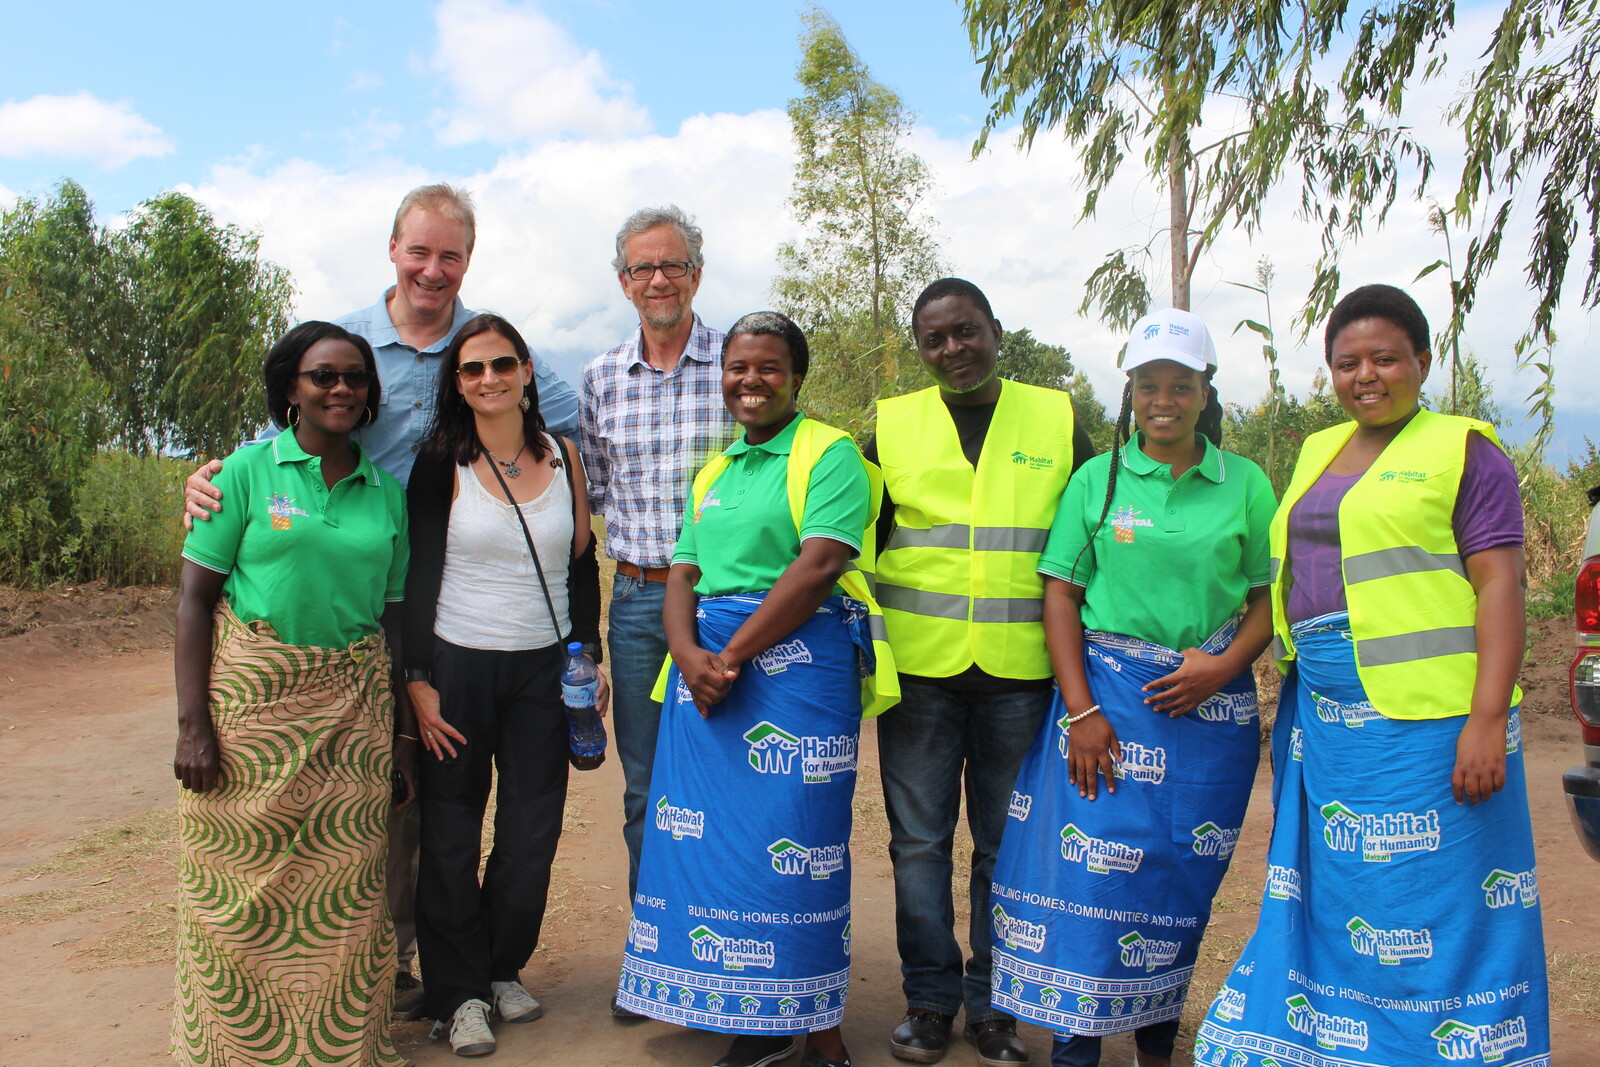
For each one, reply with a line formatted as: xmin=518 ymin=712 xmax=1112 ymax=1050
xmin=4 ymin=0 xmax=1596 ymax=463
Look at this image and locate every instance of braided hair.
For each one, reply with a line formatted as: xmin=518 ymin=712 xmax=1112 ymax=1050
xmin=1067 ymin=367 xmax=1220 ymax=584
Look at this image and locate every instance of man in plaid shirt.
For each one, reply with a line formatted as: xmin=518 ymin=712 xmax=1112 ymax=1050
xmin=579 ymin=206 xmax=735 ymax=947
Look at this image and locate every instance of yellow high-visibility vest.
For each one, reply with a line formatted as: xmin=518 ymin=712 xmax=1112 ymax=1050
xmin=656 ymin=417 xmax=900 ymax=718
xmin=875 ymin=381 xmax=1078 ymax=679
xmin=1269 ymin=408 xmax=1521 ymax=718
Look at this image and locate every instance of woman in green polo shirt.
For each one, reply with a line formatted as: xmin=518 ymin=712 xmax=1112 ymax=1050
xmin=173 ymin=321 xmax=413 ymax=1067
xmin=988 ymin=309 xmax=1276 ymax=1067
xmin=615 ymin=312 xmax=873 ymax=1067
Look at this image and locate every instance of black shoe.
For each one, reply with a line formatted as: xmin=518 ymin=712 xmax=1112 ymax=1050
xmin=965 ymin=1019 xmax=1029 ymax=1067
xmin=713 ymin=1035 xmax=798 ymax=1067
xmin=890 ymin=1009 xmax=955 ymax=1063
xmin=393 ymin=972 xmax=426 ymax=1021
xmin=799 ymin=1047 xmax=851 ymax=1067
xmin=610 ymin=995 xmax=646 ymax=1022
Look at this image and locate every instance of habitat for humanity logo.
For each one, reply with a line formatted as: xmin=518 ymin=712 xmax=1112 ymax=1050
xmin=654 ymin=796 xmax=705 ymax=840
xmin=1213 ymin=985 xmax=1246 ymax=1022
xmin=1266 ymin=864 xmax=1302 ymax=901
xmin=1009 ymin=450 xmax=1055 ymax=470
xmin=687 ymin=926 xmax=776 ymax=971
xmin=744 ymin=722 xmax=801 ymax=774
xmin=1288 ymin=726 xmax=1304 ymax=761
xmin=1481 ymin=868 xmax=1539 ymax=909
xmin=1284 ymin=994 xmax=1369 ymax=1052
xmin=767 ymin=838 xmax=845 ymax=880
xmin=1060 ymin=823 xmax=1144 ymax=874
xmin=1312 ymin=690 xmax=1382 ymax=728
xmin=1320 ymin=800 xmax=1441 ymax=861
xmin=1008 ymin=790 xmax=1033 ymax=821
xmin=1195 ymin=689 xmax=1258 ymax=724
xmin=1117 ymin=931 xmax=1182 ymax=972
xmin=991 ymin=905 xmax=1047 ymax=953
xmin=1431 ymin=1017 xmax=1530 ymax=1063
xmin=1191 ymin=822 xmax=1241 ymax=858
xmin=1112 ymin=741 xmax=1167 ymax=784
xmin=628 ymin=918 xmax=659 ymax=952
xmin=1346 ymin=915 xmax=1433 ymax=964
xmin=755 ymin=639 xmax=812 ymax=675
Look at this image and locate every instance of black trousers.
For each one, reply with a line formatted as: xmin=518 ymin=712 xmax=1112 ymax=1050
xmin=418 ymin=640 xmax=569 ymax=1019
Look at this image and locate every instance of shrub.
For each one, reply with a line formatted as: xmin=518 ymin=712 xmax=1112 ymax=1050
xmin=70 ymin=452 xmax=189 ymax=586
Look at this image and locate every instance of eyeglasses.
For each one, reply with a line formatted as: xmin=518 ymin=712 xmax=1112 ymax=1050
xmin=622 ymin=260 xmax=692 ymax=281
xmin=456 ymin=355 xmax=526 ymax=379
xmin=298 ymin=368 xmax=372 ymax=389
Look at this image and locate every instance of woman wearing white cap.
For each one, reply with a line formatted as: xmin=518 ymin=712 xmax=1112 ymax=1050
xmin=985 ymin=309 xmax=1277 ymax=1067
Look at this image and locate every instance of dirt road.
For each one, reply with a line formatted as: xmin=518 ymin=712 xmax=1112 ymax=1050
xmin=0 ymin=595 xmax=1594 ymax=1066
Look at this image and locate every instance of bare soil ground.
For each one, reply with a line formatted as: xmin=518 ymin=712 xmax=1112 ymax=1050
xmin=0 ymin=589 xmax=1594 ymax=1066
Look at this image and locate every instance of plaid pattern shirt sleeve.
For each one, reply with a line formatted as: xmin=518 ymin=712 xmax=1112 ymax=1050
xmin=578 ymin=314 xmax=736 ymax=568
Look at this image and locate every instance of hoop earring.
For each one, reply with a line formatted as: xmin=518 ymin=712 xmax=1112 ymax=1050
xmin=288 ymin=405 xmax=300 ymax=427
xmin=360 ymin=406 xmax=375 ymax=428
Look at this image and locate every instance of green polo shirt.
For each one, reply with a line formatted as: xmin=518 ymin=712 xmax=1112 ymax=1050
xmin=182 ymin=431 xmax=408 ymax=649
xmin=672 ymin=413 xmax=870 ymax=597
xmin=1036 ymin=436 xmax=1275 ymax=651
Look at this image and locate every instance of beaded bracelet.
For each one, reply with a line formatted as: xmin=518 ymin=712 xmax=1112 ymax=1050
xmin=1064 ymin=704 xmax=1102 ymax=724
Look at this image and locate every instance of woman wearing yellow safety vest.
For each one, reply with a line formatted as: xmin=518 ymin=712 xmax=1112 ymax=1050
xmin=614 ymin=311 xmax=893 ymax=1067
xmin=1197 ymin=284 xmax=1549 ymax=1065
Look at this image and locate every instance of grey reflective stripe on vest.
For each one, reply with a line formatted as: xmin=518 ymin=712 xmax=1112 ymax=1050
xmin=877 ymin=584 xmax=1043 ymax=624
xmin=887 ymin=524 xmax=969 ymax=550
xmin=877 ymin=585 xmax=970 ymax=620
xmin=886 ymin=524 xmax=1048 ymax=553
xmin=868 ymin=614 xmax=889 ymax=642
xmin=1269 ymin=557 xmax=1281 ymax=583
xmin=973 ymin=527 xmax=1050 ymax=553
xmin=1344 ymin=545 xmax=1467 ymax=585
xmin=1358 ymin=626 xmax=1477 ymax=668
xmin=973 ymin=597 xmax=1045 ymax=624
xmin=1271 ymin=635 xmax=1288 ymax=661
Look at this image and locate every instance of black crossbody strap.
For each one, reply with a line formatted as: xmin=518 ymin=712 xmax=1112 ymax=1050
xmin=484 ymin=440 xmax=563 ymax=639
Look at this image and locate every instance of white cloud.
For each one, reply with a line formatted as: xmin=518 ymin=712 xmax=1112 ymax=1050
xmin=429 ymin=0 xmax=649 ymax=145
xmin=178 ymin=0 xmax=1597 ymax=456
xmin=0 ymin=93 xmax=173 ymax=167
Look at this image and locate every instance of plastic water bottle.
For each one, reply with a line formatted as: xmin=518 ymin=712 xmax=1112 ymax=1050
xmin=561 ymin=642 xmax=607 ymax=770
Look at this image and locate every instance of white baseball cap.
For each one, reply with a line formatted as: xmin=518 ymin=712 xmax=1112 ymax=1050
xmin=1121 ymin=308 xmax=1217 ymax=374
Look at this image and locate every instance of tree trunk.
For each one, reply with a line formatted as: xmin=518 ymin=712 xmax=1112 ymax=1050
xmin=1169 ymin=127 xmax=1191 ymax=311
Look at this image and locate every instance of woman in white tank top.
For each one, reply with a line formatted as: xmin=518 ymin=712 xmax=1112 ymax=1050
xmin=401 ymin=314 xmax=606 ymax=1055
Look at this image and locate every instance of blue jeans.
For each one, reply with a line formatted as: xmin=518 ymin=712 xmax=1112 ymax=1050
xmin=608 ymin=573 xmax=668 ymax=899
xmin=1049 ymin=1021 xmax=1180 ymax=1066
xmin=877 ymin=679 xmax=1050 ymax=1022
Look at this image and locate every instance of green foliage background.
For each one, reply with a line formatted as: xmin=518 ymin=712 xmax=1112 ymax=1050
xmin=0 ymin=180 xmax=293 ymax=586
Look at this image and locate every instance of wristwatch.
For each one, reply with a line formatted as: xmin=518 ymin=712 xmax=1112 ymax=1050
xmin=403 ymin=667 xmax=432 ymax=684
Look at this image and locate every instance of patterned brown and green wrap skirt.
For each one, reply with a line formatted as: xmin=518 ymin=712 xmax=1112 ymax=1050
xmin=173 ymin=600 xmax=403 ymax=1067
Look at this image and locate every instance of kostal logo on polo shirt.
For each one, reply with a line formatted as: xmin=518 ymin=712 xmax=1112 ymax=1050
xmin=267 ymin=493 xmax=310 ymax=530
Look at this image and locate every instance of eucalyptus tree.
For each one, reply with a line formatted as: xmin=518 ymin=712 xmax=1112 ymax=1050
xmin=772 ymin=5 xmax=945 ymax=430
xmin=964 ymin=0 xmax=1435 ymax=330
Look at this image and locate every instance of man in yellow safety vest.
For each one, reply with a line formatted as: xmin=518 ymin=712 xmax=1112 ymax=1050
xmin=864 ymin=278 xmax=1094 ymax=1067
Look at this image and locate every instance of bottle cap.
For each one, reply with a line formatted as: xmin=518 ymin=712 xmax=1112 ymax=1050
xmin=567 ymin=641 xmax=583 ymax=655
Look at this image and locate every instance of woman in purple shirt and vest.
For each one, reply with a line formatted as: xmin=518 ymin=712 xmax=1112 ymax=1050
xmin=1196 ymin=284 xmax=1549 ymax=1066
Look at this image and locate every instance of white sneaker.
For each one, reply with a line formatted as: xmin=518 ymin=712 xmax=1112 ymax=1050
xmin=449 ymin=998 xmax=496 ymax=1057
xmin=491 ymin=979 xmax=544 ymax=1023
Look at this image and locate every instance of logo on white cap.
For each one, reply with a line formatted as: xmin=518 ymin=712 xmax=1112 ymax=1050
xmin=1122 ymin=309 xmax=1216 ymax=374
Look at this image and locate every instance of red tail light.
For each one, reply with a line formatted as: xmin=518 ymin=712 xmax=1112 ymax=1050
xmin=1580 ymin=557 xmax=1600 ymax=634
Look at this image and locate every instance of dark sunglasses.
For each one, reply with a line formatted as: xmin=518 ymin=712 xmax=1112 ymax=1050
xmin=298 ymin=368 xmax=372 ymax=389
xmin=456 ymin=355 xmax=526 ymax=380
